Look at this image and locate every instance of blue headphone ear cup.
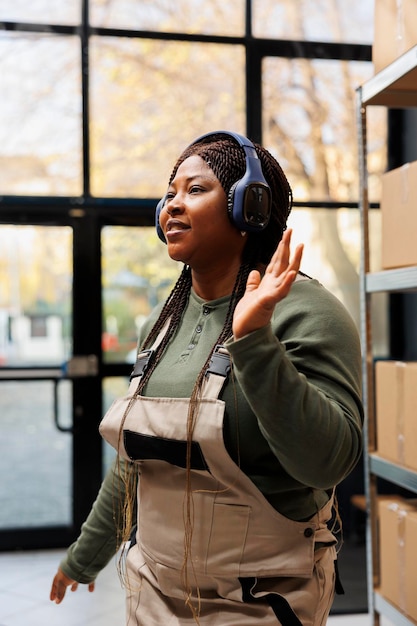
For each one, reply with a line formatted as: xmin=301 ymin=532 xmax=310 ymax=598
xmin=155 ymin=197 xmax=167 ymax=243
xmin=229 ymin=175 xmax=271 ymax=232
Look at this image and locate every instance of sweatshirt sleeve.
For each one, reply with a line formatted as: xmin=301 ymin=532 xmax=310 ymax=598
xmin=59 ymin=458 xmax=130 ymax=584
xmin=225 ymin=279 xmax=363 ymax=490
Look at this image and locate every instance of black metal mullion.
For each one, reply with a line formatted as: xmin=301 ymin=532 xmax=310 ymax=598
xmin=81 ymin=0 xmax=91 ymax=197
xmin=71 ymin=213 xmax=103 ymax=531
xmin=242 ymin=1 xmax=261 ymax=142
xmin=72 ymin=0 xmax=103 ymax=527
xmin=1 ymin=20 xmax=372 ymax=63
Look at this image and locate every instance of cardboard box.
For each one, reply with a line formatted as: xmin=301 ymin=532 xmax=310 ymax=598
xmin=373 ymin=0 xmax=417 ymax=73
xmin=403 ymin=364 xmax=417 ymax=471
xmin=381 ymin=161 xmax=417 ymax=269
xmin=375 ymin=360 xmax=417 ymax=471
xmin=379 ymin=497 xmax=417 ymax=616
xmin=405 ymin=510 xmax=417 ymax=622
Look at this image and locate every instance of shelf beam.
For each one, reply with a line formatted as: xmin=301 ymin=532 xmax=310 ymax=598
xmin=370 ymin=455 xmax=417 ymax=492
xmin=366 ymin=266 xmax=417 ymax=293
xmin=374 ymin=592 xmax=417 ymax=626
xmin=361 ymin=45 xmax=417 ymax=107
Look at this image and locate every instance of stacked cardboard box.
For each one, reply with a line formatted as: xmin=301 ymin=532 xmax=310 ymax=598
xmin=380 ymin=161 xmax=417 ymax=270
xmin=379 ymin=497 xmax=417 ymax=621
xmin=375 ymin=360 xmax=417 ymax=471
xmin=373 ymin=0 xmax=417 ymax=74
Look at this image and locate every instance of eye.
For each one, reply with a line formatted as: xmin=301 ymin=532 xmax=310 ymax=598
xmin=189 ymin=185 xmax=204 ymax=194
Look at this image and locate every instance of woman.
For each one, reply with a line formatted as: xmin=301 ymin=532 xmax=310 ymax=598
xmin=50 ymin=131 xmax=363 ymax=625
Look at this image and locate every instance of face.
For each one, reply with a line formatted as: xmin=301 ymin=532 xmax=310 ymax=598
xmin=158 ymin=155 xmax=246 ymax=272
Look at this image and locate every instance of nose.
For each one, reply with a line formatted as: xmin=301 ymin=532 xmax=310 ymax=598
xmin=165 ymin=193 xmax=184 ymax=216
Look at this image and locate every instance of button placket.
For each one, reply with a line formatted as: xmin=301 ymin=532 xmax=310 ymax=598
xmin=190 ymin=305 xmax=211 ymax=346
xmin=183 ymin=304 xmax=213 ymax=354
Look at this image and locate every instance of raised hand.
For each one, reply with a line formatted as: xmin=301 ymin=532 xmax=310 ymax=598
xmin=233 ymin=229 xmax=304 ymax=339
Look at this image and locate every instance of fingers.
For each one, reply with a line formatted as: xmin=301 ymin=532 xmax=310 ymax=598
xmin=50 ymin=568 xmax=96 ymax=605
xmin=50 ymin=569 xmax=78 ymax=604
xmin=290 ymin=242 xmax=304 ymax=274
xmin=50 ymin=577 xmax=69 ymax=604
xmin=268 ymin=229 xmax=304 ymax=277
xmin=245 ymin=269 xmax=262 ymax=292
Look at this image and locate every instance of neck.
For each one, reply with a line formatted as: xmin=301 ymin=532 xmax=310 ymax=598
xmin=191 ymin=264 xmax=241 ymax=301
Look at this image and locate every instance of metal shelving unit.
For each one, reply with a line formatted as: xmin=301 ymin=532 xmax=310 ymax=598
xmin=358 ymin=44 xmax=417 ymax=626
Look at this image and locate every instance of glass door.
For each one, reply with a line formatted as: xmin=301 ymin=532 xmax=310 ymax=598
xmin=0 ymin=224 xmax=75 ymax=548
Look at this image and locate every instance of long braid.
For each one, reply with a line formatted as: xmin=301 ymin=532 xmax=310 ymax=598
xmin=133 ymin=265 xmax=192 ymax=395
xmin=141 ymin=265 xmax=192 ymax=349
xmin=116 ymin=266 xmax=192 ymax=552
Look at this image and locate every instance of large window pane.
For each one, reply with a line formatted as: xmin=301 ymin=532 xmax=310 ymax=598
xmin=0 ymin=226 xmax=72 ymax=367
xmin=0 ymin=380 xmax=72 ymax=529
xmin=288 ymin=208 xmax=389 ymax=357
xmin=101 ymin=226 xmax=179 ymax=363
xmin=288 ymin=207 xmax=388 ymax=354
xmin=253 ymin=0 xmax=374 ymax=44
xmin=0 ymin=0 xmax=80 ymax=24
xmin=262 ymin=58 xmax=386 ymax=203
xmin=0 ymin=33 xmax=82 ymax=196
xmin=90 ymin=0 xmax=245 ymax=36
xmin=288 ymin=207 xmax=371 ymax=320
xmin=90 ymin=37 xmax=245 ymax=197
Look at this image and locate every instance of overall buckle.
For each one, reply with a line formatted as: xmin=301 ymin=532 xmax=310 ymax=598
xmin=206 ymin=345 xmax=231 ymax=378
xmin=130 ymin=349 xmax=154 ymax=381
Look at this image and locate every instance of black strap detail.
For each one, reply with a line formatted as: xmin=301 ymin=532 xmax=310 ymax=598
xmin=128 ymin=525 xmax=137 ymax=549
xmin=334 ymin=559 xmax=344 ymax=595
xmin=240 ymin=577 xmax=303 ymax=626
xmin=130 ymin=349 xmax=154 ymax=381
xmin=206 ymin=345 xmax=231 ymax=378
xmin=123 ymin=431 xmax=210 ymax=471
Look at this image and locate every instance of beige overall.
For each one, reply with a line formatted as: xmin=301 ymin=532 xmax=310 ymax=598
xmin=100 ymin=343 xmax=338 ymax=626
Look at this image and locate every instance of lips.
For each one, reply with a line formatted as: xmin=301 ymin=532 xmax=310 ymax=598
xmin=165 ymin=219 xmax=190 ymax=236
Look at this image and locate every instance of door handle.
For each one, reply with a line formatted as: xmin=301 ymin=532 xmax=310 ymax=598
xmin=53 ymin=378 xmax=73 ymax=433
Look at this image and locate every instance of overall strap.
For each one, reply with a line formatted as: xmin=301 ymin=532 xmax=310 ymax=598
xmin=240 ymin=578 xmax=303 ymax=626
xmin=201 ymin=344 xmax=232 ymax=400
xmin=130 ymin=317 xmax=171 ymax=382
xmin=130 ymin=322 xmax=232 ymax=401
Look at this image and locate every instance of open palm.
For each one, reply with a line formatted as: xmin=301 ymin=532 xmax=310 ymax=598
xmin=232 ymin=229 xmax=304 ymax=339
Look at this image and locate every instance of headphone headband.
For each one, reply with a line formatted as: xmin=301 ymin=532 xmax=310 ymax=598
xmin=189 ymin=130 xmax=257 ymax=151
xmin=155 ymin=130 xmax=272 ymax=243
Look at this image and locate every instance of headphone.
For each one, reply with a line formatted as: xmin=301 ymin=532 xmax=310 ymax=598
xmin=155 ymin=130 xmax=272 ymax=243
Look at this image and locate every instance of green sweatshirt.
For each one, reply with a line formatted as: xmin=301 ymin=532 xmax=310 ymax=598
xmin=60 ymin=276 xmax=363 ymax=584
